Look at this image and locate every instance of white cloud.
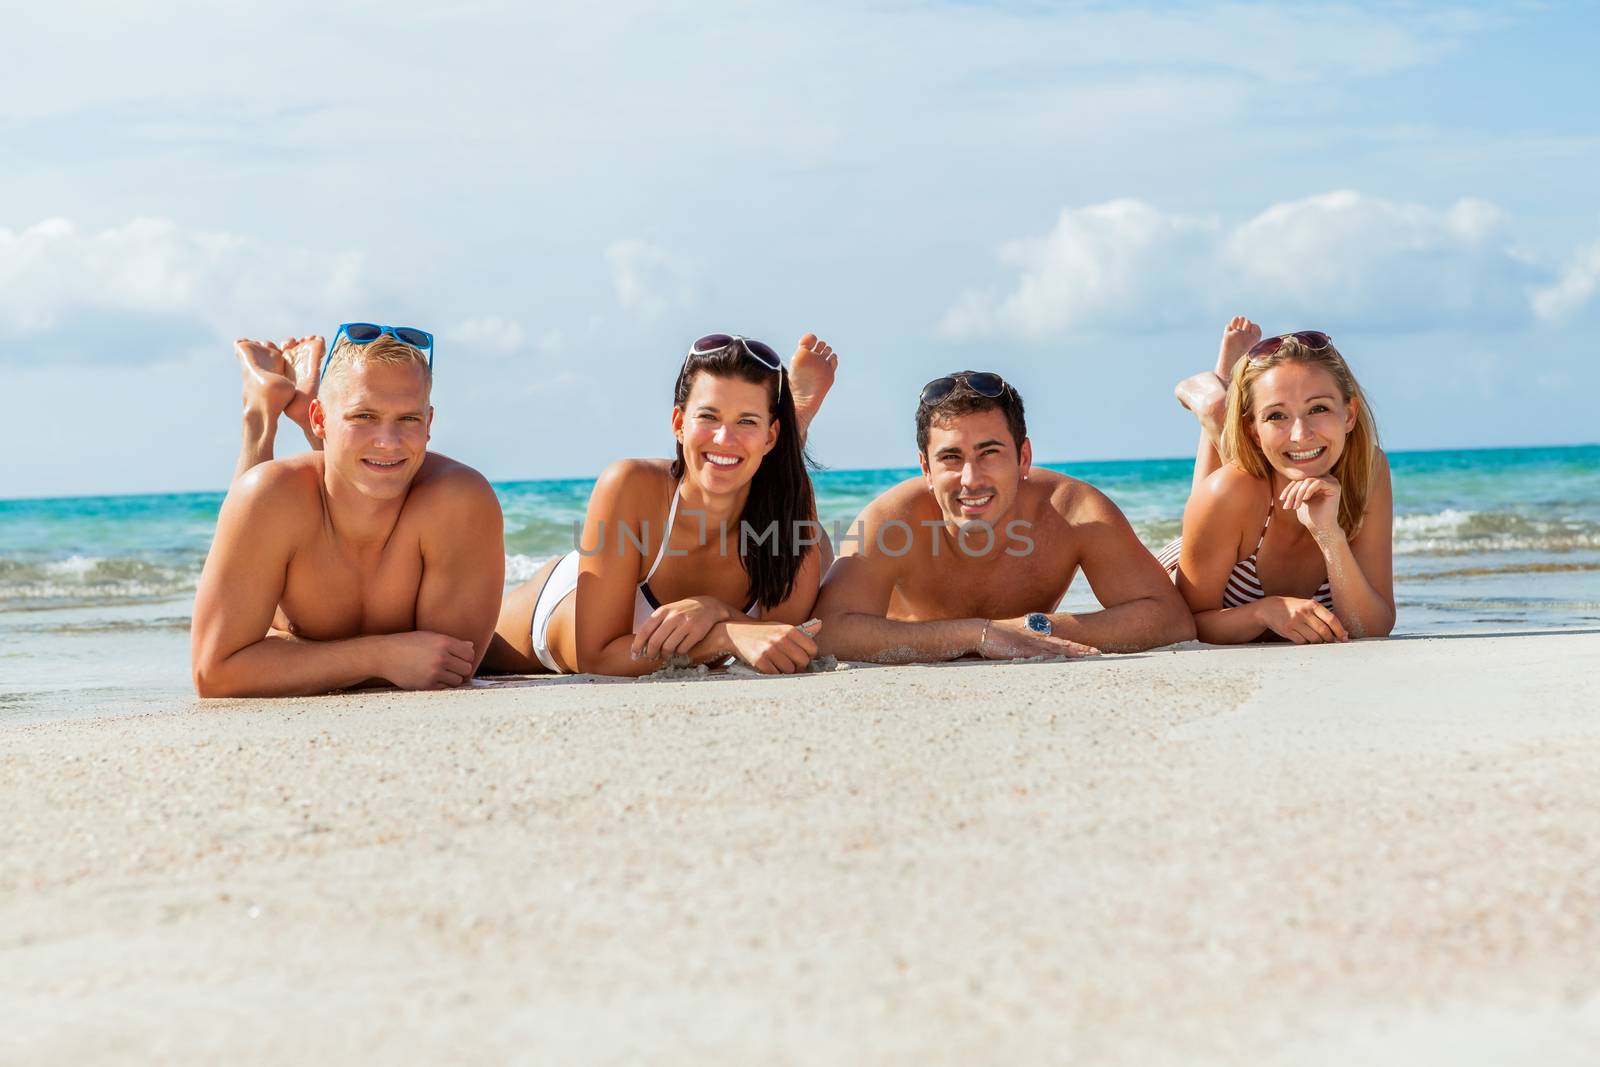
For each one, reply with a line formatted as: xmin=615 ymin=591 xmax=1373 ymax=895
xmin=0 ymin=217 xmax=365 ymax=360
xmin=940 ymin=201 xmax=1219 ymax=340
xmin=1531 ymin=239 xmax=1600 ymax=322
xmin=604 ymin=239 xmax=696 ymax=319
xmin=943 ymin=191 xmax=1545 ymax=340
xmin=1222 ymin=192 xmax=1527 ymax=326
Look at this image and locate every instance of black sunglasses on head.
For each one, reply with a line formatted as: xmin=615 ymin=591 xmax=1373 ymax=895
xmin=918 ymin=371 xmax=1010 ymax=408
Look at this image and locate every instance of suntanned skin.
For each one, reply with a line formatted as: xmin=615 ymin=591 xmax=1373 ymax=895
xmin=483 ymin=337 xmax=838 ymax=677
xmin=191 ymin=336 xmax=504 ymax=697
xmin=816 ymin=407 xmax=1195 ymax=663
xmin=1171 ymin=337 xmax=1395 ymax=646
xmin=1173 ymin=327 xmax=1396 ymax=644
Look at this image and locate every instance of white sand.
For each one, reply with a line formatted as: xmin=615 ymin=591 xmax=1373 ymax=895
xmin=4 ymin=632 xmax=1599 ymax=1065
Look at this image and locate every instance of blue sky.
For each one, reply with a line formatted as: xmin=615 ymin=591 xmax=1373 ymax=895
xmin=3 ymin=1 xmax=1598 ymax=498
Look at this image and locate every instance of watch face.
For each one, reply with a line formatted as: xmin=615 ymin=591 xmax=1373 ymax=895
xmin=1026 ymin=612 xmax=1051 ymax=635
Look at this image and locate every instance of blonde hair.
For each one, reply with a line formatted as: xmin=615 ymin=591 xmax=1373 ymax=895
xmin=319 ymin=335 xmax=433 ymax=404
xmin=1219 ymin=336 xmax=1379 ymax=538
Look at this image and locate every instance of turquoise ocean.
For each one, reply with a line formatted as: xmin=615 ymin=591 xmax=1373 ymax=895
xmin=3 ymin=445 xmax=1597 ymax=722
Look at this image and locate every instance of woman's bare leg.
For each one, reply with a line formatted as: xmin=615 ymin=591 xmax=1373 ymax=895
xmin=1174 ymin=316 xmax=1260 ymax=496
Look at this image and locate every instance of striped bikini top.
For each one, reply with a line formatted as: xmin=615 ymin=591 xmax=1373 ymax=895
xmin=1158 ymin=511 xmax=1335 ymax=610
xmin=1221 ymin=512 xmax=1334 ymax=610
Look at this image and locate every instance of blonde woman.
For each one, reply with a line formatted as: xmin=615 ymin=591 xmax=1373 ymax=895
xmin=1161 ymin=318 xmax=1395 ymax=643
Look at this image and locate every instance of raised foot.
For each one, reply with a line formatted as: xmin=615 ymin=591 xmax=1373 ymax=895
xmin=1174 ymin=370 xmax=1228 ymax=444
xmin=788 ymin=333 xmax=837 ymax=439
xmin=235 ymin=338 xmax=295 ymax=418
xmin=1216 ymin=314 xmax=1262 ymax=381
xmin=278 ymin=335 xmax=325 ymax=439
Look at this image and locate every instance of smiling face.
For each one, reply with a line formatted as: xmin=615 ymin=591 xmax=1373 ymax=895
xmin=311 ymin=359 xmax=433 ymax=499
xmin=672 ymin=372 xmax=779 ymax=494
xmin=1246 ymin=362 xmax=1358 ymax=480
xmin=919 ymin=407 xmax=1032 ymax=531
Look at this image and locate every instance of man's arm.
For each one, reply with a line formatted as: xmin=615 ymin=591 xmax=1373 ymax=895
xmin=814 ymin=549 xmax=988 ymax=664
xmin=1047 ymin=485 xmax=1196 ymax=652
xmin=191 ymin=466 xmax=473 ymax=697
xmin=413 ymin=463 xmax=507 ymax=671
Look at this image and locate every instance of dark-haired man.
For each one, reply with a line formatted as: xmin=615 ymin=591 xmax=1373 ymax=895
xmin=815 ymin=371 xmax=1194 ymax=662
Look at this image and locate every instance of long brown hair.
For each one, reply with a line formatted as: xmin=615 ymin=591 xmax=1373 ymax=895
xmin=669 ymin=344 xmax=816 ymax=610
xmin=1219 ymin=337 xmax=1380 ymax=538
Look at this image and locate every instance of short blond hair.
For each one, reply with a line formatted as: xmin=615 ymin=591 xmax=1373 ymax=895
xmin=319 ymin=335 xmax=432 ymax=404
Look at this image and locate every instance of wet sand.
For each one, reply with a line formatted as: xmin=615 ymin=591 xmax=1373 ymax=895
xmin=4 ymin=632 xmax=1599 ymax=1064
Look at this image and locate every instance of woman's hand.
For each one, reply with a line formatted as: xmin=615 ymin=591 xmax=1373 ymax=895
xmin=631 ymin=596 xmax=736 ymax=661
xmin=1254 ymin=596 xmax=1349 ymax=644
xmin=723 ymin=619 xmax=821 ymax=674
xmin=1281 ymin=475 xmax=1343 ymax=539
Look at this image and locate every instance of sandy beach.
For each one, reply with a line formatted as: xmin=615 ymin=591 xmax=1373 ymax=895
xmin=4 ymin=631 xmax=1599 ymax=1064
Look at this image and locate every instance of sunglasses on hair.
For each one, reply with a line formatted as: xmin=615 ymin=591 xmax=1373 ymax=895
xmin=918 ymin=371 xmax=1010 ymax=408
xmin=685 ymin=334 xmax=784 ymax=399
xmin=1247 ymin=331 xmax=1331 ymax=361
xmin=320 ymin=323 xmax=435 ymax=379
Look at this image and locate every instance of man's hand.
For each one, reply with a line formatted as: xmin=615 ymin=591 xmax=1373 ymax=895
xmin=379 ymin=631 xmax=478 ymax=689
xmin=978 ymin=617 xmax=1099 ymax=660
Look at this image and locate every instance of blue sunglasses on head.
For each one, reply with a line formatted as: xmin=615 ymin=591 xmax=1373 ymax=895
xmin=320 ymin=322 xmax=435 ymax=378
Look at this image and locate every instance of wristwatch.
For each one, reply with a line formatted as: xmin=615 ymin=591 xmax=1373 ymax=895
xmin=1024 ymin=612 xmax=1052 ymax=636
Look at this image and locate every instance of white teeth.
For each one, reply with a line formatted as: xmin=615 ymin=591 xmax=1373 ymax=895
xmin=1287 ymin=447 xmax=1325 ymax=461
xmin=959 ymin=495 xmax=993 ymax=507
xmin=366 ymin=459 xmax=403 ymax=467
xmin=705 ymin=453 xmax=740 ymax=467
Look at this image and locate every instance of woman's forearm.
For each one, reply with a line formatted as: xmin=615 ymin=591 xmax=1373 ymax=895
xmin=1193 ymin=602 xmax=1269 ymax=645
xmin=1316 ymin=533 xmax=1395 ymax=638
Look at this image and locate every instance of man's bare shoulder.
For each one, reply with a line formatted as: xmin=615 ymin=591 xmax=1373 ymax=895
xmin=1025 ymin=468 xmax=1114 ymax=523
xmin=861 ymin=475 xmax=939 ymax=523
xmin=227 ymin=454 xmax=325 ymax=518
xmin=410 ymin=452 xmax=497 ymax=502
xmin=400 ymin=454 xmax=505 ymax=539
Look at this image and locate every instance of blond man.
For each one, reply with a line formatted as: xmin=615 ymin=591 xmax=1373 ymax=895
xmin=191 ymin=327 xmax=504 ymax=696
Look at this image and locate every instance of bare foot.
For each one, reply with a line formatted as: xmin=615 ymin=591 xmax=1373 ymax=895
xmin=1215 ymin=315 xmax=1261 ymax=381
xmin=278 ymin=335 xmax=325 ymax=444
xmin=1174 ymin=316 xmax=1258 ymax=447
xmin=235 ymin=338 xmax=295 ymax=417
xmin=788 ymin=333 xmax=837 ymax=440
xmin=1174 ymin=371 xmax=1228 ymax=446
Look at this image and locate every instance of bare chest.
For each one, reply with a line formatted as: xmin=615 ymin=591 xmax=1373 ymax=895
xmin=889 ymin=538 xmax=1077 ymax=622
xmin=275 ymin=535 xmax=425 ymax=640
